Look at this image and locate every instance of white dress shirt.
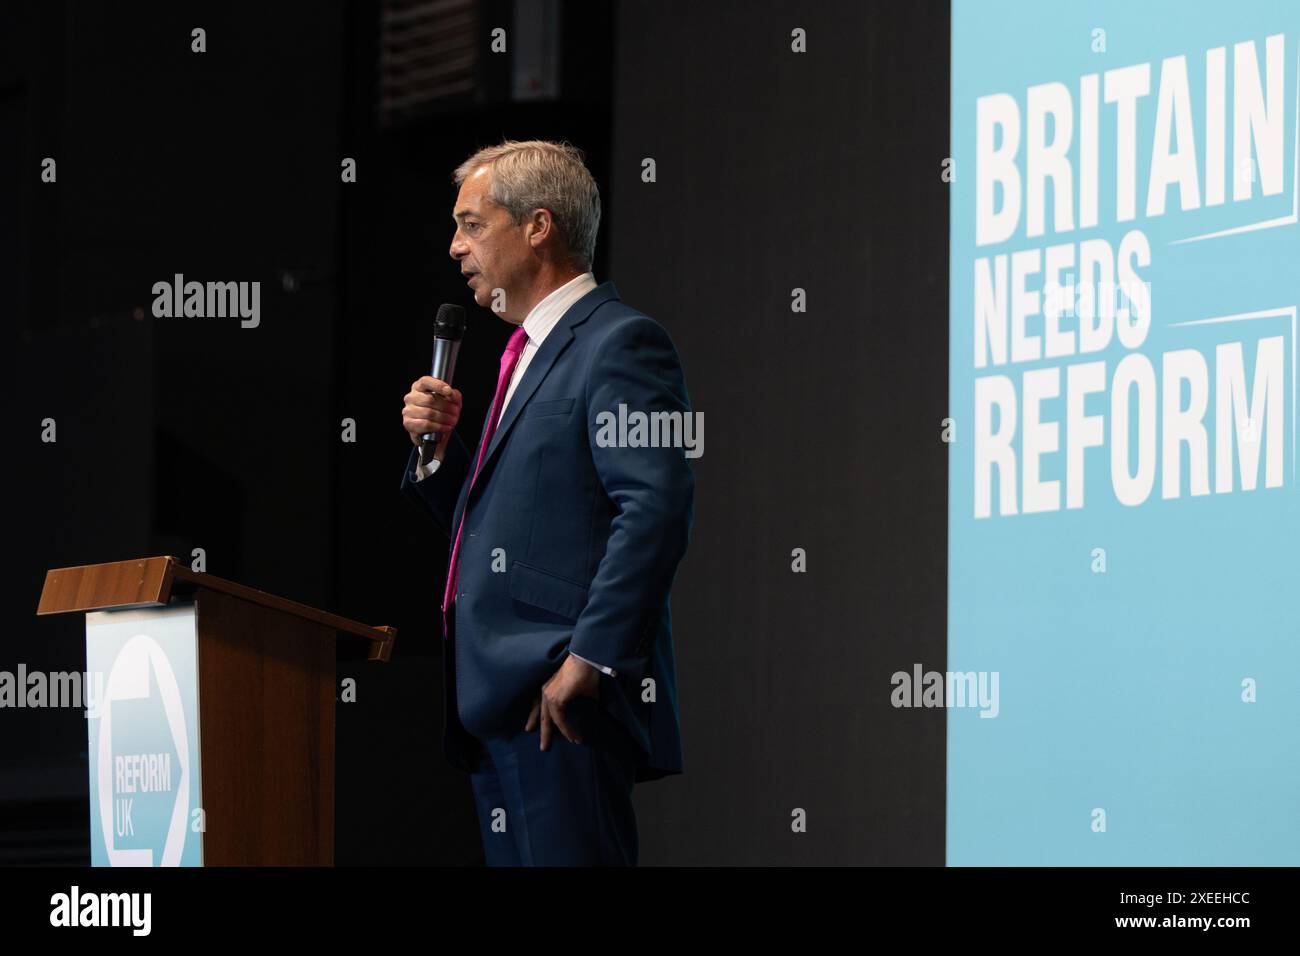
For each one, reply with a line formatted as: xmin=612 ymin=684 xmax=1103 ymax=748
xmin=412 ymin=271 xmax=615 ymax=676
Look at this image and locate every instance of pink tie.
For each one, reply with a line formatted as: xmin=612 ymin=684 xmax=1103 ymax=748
xmin=442 ymin=325 xmax=529 ymax=636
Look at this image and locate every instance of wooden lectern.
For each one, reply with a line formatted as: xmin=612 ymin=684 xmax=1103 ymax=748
xmin=36 ymin=555 xmax=395 ymax=866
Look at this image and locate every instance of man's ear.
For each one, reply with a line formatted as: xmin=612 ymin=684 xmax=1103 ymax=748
xmin=527 ymin=208 xmax=554 ymax=250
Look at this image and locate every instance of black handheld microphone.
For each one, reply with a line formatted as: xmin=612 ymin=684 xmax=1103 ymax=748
xmin=419 ymin=303 xmax=466 ymax=467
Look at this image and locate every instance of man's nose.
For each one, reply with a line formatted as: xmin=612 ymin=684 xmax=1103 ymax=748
xmin=449 ymin=231 xmax=468 ymax=260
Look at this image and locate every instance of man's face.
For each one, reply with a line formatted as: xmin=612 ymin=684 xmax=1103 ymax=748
xmin=449 ymin=167 xmax=532 ymax=314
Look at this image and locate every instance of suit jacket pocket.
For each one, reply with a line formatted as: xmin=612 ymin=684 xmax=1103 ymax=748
xmin=521 ymin=397 xmax=575 ymax=419
xmin=509 ymin=560 xmax=589 ymax=621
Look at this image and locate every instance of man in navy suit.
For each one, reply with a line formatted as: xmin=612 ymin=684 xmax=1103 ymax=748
xmin=400 ymin=140 xmax=695 ymax=865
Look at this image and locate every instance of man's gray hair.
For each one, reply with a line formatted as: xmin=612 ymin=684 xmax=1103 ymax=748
xmin=453 ymin=139 xmax=601 ymax=272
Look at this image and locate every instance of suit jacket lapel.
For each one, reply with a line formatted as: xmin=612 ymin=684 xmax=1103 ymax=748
xmin=473 ymin=281 xmax=619 ymax=483
xmin=450 ymin=403 xmax=493 ymax=537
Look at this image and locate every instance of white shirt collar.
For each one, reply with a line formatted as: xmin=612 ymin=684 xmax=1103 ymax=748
xmin=520 ymin=272 xmax=598 ymax=347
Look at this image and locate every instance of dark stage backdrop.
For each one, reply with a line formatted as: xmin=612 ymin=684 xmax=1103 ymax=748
xmin=2 ymin=0 xmax=947 ymax=865
xmin=604 ymin=1 xmax=950 ymax=864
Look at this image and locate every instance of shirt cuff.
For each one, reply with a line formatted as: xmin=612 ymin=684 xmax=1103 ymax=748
xmin=569 ymin=650 xmax=617 ymax=678
xmin=414 ymin=442 xmax=442 ymax=480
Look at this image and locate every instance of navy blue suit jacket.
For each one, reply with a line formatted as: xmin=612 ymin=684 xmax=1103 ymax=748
xmin=400 ymin=280 xmax=694 ymax=782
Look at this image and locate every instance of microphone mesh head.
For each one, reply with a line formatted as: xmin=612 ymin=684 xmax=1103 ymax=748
xmin=434 ymin=303 xmax=466 ymax=339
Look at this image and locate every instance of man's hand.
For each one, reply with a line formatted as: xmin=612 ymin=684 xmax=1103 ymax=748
xmin=525 ymin=654 xmax=601 ymax=750
xmin=403 ymin=376 xmax=463 ymax=459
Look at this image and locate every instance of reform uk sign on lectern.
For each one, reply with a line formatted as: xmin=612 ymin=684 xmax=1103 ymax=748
xmin=36 ymin=555 xmax=395 ymax=866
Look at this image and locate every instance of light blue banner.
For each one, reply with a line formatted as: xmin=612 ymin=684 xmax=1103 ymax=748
xmin=949 ymin=0 xmax=1300 ymax=864
xmin=87 ymin=603 xmax=203 ymax=867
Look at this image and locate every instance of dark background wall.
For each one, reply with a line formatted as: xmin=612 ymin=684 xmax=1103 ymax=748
xmin=1 ymin=0 xmax=948 ymax=865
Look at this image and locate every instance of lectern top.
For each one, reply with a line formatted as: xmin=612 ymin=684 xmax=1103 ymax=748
xmin=36 ymin=555 xmax=395 ymax=662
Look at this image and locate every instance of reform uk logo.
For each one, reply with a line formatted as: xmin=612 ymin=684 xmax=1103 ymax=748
xmin=96 ymin=635 xmax=191 ymax=867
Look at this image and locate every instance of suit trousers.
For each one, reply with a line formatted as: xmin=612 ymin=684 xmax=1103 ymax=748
xmin=467 ymin=693 xmax=641 ymax=866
